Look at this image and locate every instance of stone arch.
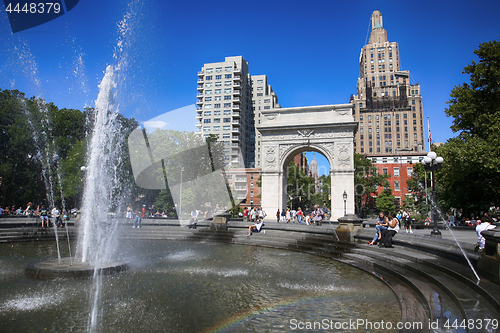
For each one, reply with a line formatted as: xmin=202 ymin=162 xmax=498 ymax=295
xmin=256 ymin=104 xmax=357 ymax=221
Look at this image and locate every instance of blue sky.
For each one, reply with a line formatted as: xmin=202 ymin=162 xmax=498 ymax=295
xmin=1 ymin=0 xmax=499 ymax=175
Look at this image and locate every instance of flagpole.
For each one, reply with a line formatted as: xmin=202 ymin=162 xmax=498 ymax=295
xmin=427 ymin=116 xmax=431 ymax=152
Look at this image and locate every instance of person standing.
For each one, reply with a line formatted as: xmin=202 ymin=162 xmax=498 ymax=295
xmin=312 ymin=205 xmax=324 ymax=226
xmin=276 ymin=209 xmax=280 ymax=223
xmin=52 ymin=206 xmax=62 ymax=227
xmin=403 ymin=209 xmax=413 ymax=233
xmin=126 ymin=205 xmax=133 ymax=219
xmin=39 ymin=205 xmax=49 ymax=227
xmin=286 ymin=208 xmax=291 ymax=223
xmin=243 ymin=207 xmax=249 ymax=223
xmin=297 ymin=207 xmax=303 ymax=224
xmin=133 ymin=207 xmax=142 ymax=228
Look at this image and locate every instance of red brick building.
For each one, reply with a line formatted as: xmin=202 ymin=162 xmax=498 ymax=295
xmin=225 ymin=168 xmax=262 ymax=208
xmin=368 ymin=152 xmax=426 ymax=207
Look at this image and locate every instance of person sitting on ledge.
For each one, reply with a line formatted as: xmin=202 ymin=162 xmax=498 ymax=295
xmin=475 ymin=215 xmax=496 ymax=251
xmin=368 ymin=212 xmax=388 ymax=245
xmin=246 ymin=218 xmax=264 ymax=237
xmin=379 ymin=212 xmax=400 ymax=248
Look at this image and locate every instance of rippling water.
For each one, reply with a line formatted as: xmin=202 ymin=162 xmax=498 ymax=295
xmin=0 ymin=240 xmax=400 ymax=332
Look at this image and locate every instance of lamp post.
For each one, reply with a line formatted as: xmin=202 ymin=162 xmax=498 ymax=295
xmin=343 ymin=191 xmax=347 ymax=216
xmin=421 ymin=151 xmax=444 ymax=237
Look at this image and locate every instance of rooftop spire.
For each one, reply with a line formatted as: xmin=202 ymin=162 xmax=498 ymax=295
xmin=369 ymin=10 xmax=388 ymax=44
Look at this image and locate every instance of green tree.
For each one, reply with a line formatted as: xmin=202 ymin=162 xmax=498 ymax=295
xmin=286 ymin=161 xmax=315 ymax=211
xmin=437 ymin=39 xmax=500 ymax=214
xmin=405 ymin=163 xmax=431 ymax=215
xmin=375 ymin=188 xmax=396 ymax=214
xmin=354 ymin=154 xmax=390 ymax=214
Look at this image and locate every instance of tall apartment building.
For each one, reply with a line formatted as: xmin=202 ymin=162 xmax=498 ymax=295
xmin=251 ymin=74 xmax=280 ymax=167
xmin=351 ymin=10 xmax=425 ymax=155
xmin=196 ymin=57 xmax=279 ymax=168
xmin=196 ymin=56 xmax=254 ymax=168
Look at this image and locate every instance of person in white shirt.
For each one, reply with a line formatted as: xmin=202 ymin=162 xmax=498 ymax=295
xmin=246 ymin=218 xmax=264 ymax=237
xmin=476 ymin=215 xmax=495 ymax=251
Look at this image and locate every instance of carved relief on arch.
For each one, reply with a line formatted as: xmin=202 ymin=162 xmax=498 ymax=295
xmin=264 ymin=145 xmax=277 ymax=169
xmin=337 ymin=143 xmax=351 ymax=166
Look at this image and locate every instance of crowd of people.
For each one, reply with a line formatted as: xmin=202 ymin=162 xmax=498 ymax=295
xmin=273 ymin=205 xmax=329 ymax=225
xmin=0 ymin=202 xmax=71 ymax=228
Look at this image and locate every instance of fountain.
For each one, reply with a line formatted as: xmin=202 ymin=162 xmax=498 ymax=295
xmin=2 ymin=2 xmax=499 ymax=332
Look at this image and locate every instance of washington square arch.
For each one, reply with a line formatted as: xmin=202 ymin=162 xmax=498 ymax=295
xmin=257 ymin=103 xmax=357 ymax=221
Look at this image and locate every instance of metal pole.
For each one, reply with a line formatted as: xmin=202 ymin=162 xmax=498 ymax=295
xmin=430 ymin=169 xmax=441 ymax=237
xmin=179 ymin=168 xmax=183 ymax=219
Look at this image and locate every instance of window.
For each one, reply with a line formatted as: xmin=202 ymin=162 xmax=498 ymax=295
xmin=204 ymin=111 xmax=211 ymax=116
xmin=225 ymin=66 xmax=232 ymax=71
xmin=223 ymin=110 xmax=231 ymax=115
xmin=223 ymin=118 xmax=231 ymax=123
xmin=382 ymin=168 xmax=388 ymax=175
xmin=215 ymin=81 xmax=221 ymax=87
xmin=224 ymin=103 xmax=231 ymax=108
xmin=206 ymin=68 xmax=213 ymax=74
xmin=213 ymin=126 xmax=220 ymax=131
xmin=214 ymin=104 xmax=220 ymax=108
xmin=205 ymin=104 xmax=211 ymax=109
xmin=407 ymin=167 xmax=413 ymax=177
xmin=224 ymin=88 xmax=231 ymax=93
xmin=223 ymin=133 xmax=230 ymax=139
xmin=394 ymin=181 xmax=400 ymax=191
xmin=214 ymin=96 xmax=221 ymax=101
xmin=215 ymin=89 xmax=221 ymax=94
xmin=225 ymin=74 xmax=232 ymax=78
xmin=216 ymin=67 xmax=222 ymax=72
xmin=204 ymin=97 xmax=212 ymax=101
xmin=223 ymin=126 xmax=230 ymax=131
xmin=206 ymin=76 xmax=212 ymax=80
xmin=203 ymin=119 xmax=211 ymax=123
xmin=205 ymin=90 xmax=212 ymax=95
xmin=213 ymin=118 xmax=220 ymax=123
xmin=214 ymin=110 xmax=220 ymax=115
xmin=203 ymin=126 xmax=210 ymax=131
xmin=394 ymin=168 xmax=399 ymax=177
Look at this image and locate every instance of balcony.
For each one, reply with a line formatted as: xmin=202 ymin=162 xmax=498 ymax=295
xmin=197 ymin=85 xmax=203 ymax=91
xmin=197 ymin=92 xmax=203 ymax=97
xmin=233 ymin=82 xmax=240 ymax=89
xmin=232 ymin=120 xmax=240 ymax=126
xmin=232 ymin=105 xmax=240 ymax=111
xmin=196 ymin=99 xmax=203 ymax=106
xmin=195 ymin=122 xmax=202 ymax=128
xmin=196 ymin=106 xmax=202 ymax=111
xmin=233 ymin=75 xmax=241 ymax=81
xmin=231 ymin=135 xmax=240 ymax=141
xmin=232 ymin=111 xmax=240 ymax=118
xmin=233 ymin=68 xmax=241 ymax=74
xmin=235 ymin=177 xmax=246 ymax=182
xmin=198 ymin=71 xmax=204 ymax=77
xmin=197 ymin=79 xmax=204 ymax=84
xmin=233 ymin=96 xmax=240 ymax=103
xmin=233 ymin=90 xmax=241 ymax=97
xmin=232 ymin=128 xmax=241 ymax=134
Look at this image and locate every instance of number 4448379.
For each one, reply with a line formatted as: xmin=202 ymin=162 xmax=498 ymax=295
xmin=5 ymin=2 xmax=62 ymax=14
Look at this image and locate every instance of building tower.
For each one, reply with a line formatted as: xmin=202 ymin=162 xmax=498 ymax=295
xmin=197 ymin=56 xmax=254 ymax=168
xmin=351 ymin=10 xmax=425 ymax=155
xmin=251 ymin=74 xmax=280 ymax=167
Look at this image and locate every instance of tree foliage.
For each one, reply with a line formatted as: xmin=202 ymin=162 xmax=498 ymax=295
xmin=354 ymin=153 xmax=390 ymax=214
xmin=437 ymin=39 xmax=500 ymax=214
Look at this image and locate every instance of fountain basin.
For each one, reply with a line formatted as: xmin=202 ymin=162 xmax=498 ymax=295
xmin=25 ymin=257 xmax=128 ymax=279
